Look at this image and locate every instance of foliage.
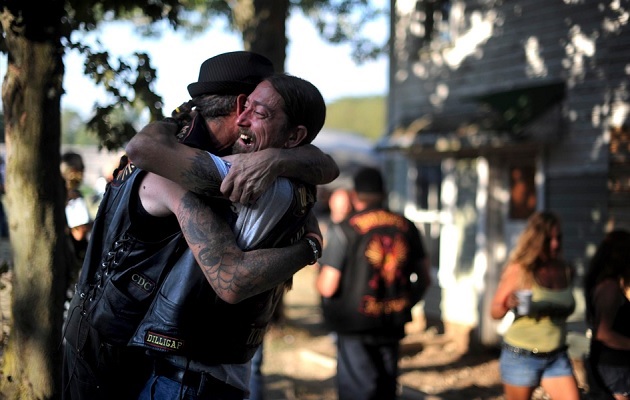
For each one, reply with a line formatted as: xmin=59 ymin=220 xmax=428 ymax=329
xmin=64 ymin=38 xmax=165 ymax=149
xmin=0 ymin=0 xmax=386 ymax=151
xmin=324 ymin=95 xmax=385 ymax=141
xmin=300 ymin=0 xmax=388 ymax=62
xmin=62 ymin=109 xmax=100 ymax=145
xmin=0 ymin=1 xmax=387 ymax=397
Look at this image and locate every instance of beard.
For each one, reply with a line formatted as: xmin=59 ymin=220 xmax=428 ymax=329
xmin=232 ymin=127 xmax=256 ymax=154
xmin=231 ymin=141 xmax=247 ymax=154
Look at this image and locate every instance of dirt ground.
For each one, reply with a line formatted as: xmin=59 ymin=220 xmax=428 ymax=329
xmin=0 ymin=240 xmax=590 ymax=400
xmin=261 ymin=265 xmax=505 ymax=400
xmin=260 ymin=265 xmax=590 ymax=400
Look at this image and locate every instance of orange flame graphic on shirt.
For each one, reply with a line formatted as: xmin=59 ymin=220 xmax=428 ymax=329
xmin=366 ymin=234 xmax=408 ymax=285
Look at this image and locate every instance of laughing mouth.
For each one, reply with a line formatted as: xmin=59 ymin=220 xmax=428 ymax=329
xmin=239 ymin=130 xmax=254 ymax=146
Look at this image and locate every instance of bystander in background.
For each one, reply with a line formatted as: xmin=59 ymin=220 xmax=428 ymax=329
xmin=490 ymin=211 xmax=580 ymax=400
xmin=61 ymin=151 xmax=93 ymax=264
xmin=319 ymin=187 xmax=353 ymax=248
xmin=328 ymin=187 xmax=353 ymax=224
xmin=317 ymin=166 xmax=431 ymax=400
xmin=584 ymin=229 xmax=630 ymax=400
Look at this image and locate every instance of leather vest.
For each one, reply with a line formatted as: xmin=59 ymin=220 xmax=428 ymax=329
xmin=64 ymin=165 xmax=186 ymax=348
xmin=130 ymin=181 xmax=317 ymax=364
xmin=321 ymin=208 xmax=423 ymax=338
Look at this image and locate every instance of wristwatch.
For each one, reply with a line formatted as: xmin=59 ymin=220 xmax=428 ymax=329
xmin=303 ymin=237 xmax=321 ymax=265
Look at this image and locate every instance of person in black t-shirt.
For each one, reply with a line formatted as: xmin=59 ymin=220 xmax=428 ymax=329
xmin=317 ymin=166 xmax=431 ymax=400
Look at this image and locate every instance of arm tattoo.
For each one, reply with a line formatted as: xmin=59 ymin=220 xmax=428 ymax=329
xmin=284 ymin=148 xmax=338 ymax=185
xmin=176 ymin=191 xmax=313 ymax=301
xmin=177 ymin=192 xmax=253 ymax=297
xmin=179 ymin=152 xmax=223 ymax=197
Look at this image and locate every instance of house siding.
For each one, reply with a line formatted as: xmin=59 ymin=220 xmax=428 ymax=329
xmin=386 ymin=0 xmax=630 ymax=345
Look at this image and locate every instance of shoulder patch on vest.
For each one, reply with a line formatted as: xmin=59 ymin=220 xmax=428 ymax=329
xmin=111 ymin=163 xmax=136 ymax=187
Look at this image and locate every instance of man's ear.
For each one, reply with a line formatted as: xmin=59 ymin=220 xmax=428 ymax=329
xmin=349 ymin=190 xmax=360 ymax=208
xmin=236 ymin=94 xmax=247 ymax=116
xmin=284 ymin=125 xmax=308 ymax=148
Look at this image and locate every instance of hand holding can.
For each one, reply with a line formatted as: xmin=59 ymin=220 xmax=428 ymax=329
xmin=515 ymin=289 xmax=533 ymax=315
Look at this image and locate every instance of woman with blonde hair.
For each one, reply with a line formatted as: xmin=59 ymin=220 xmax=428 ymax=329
xmin=491 ymin=211 xmax=580 ymax=400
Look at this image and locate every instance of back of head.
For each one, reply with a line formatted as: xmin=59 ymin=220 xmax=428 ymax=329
xmin=61 ymin=151 xmax=85 ymax=190
xmin=353 ymin=166 xmax=385 ymax=205
xmin=584 ymin=229 xmax=630 ymax=323
xmin=354 ymin=166 xmax=384 ymax=194
xmin=61 ymin=152 xmax=85 ymax=172
xmin=264 ymin=73 xmax=326 ymax=144
xmin=181 ymin=51 xmax=275 ymax=150
xmin=585 ymin=229 xmax=630 ymax=286
xmin=188 ymin=51 xmax=275 ymax=119
xmin=188 ymin=51 xmax=275 ymax=98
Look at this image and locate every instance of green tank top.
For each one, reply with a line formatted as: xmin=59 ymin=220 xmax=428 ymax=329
xmin=503 ymin=281 xmax=576 ymax=352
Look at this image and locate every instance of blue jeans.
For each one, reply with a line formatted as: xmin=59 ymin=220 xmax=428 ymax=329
xmin=139 ymin=373 xmax=245 ymax=400
xmin=336 ymin=335 xmax=399 ymax=400
xmin=499 ymin=344 xmax=575 ymax=386
xmin=248 ymin=346 xmax=264 ymax=400
xmin=597 ymin=364 xmax=630 ymax=397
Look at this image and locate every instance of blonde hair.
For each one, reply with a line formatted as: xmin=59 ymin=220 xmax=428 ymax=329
xmin=507 ymin=211 xmax=562 ymax=285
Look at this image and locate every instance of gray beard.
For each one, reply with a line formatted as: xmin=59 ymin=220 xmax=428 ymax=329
xmin=231 ymin=141 xmax=246 ymax=154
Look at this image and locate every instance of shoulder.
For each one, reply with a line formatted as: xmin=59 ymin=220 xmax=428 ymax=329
xmin=595 ymin=278 xmax=620 ymax=293
xmin=258 ymin=177 xmax=301 ymax=205
xmin=287 ymin=178 xmax=317 ymax=197
xmin=592 ymin=278 xmax=624 ymax=307
xmin=111 ymin=162 xmax=139 ymax=187
xmin=137 ymin=172 xmax=186 ymax=216
xmin=503 ymin=262 xmax=525 ymax=281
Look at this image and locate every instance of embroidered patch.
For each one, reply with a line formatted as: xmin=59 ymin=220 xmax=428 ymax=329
xmin=111 ymin=162 xmax=135 ymax=187
xmin=366 ymin=233 xmax=409 ymax=286
xmin=144 ymin=331 xmax=185 ymax=351
xmin=130 ymin=273 xmax=155 ymax=293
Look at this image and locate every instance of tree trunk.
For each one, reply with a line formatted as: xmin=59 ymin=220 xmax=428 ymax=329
xmin=240 ymin=0 xmax=289 ymax=72
xmin=0 ymin=1 xmax=71 ymax=398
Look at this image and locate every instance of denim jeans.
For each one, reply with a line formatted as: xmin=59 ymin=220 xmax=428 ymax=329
xmin=248 ymin=346 xmax=264 ymax=400
xmin=499 ymin=345 xmax=574 ymax=386
xmin=138 ymin=373 xmax=245 ymax=400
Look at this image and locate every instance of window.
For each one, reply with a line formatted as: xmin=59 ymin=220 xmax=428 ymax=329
xmin=509 ymin=166 xmax=536 ymax=219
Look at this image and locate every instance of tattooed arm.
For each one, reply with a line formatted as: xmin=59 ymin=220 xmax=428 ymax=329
xmin=221 ymin=146 xmax=339 ymax=204
xmin=126 ymin=120 xmax=339 ymax=203
xmin=126 ymin=121 xmax=224 ymax=198
xmin=140 ymin=171 xmax=321 ymax=303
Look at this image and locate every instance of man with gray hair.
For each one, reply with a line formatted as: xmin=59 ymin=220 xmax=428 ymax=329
xmin=62 ymin=52 xmax=336 ymax=400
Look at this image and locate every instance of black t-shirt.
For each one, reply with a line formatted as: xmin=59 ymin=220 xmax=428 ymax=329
xmin=320 ymin=207 xmax=427 ymax=336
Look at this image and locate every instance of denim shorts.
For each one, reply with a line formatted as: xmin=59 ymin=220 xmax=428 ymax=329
xmin=499 ymin=344 xmax=574 ymax=386
xmin=597 ymin=364 xmax=630 ymax=396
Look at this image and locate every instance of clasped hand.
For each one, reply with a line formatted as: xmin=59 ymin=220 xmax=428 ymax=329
xmin=222 ymin=149 xmax=282 ymax=205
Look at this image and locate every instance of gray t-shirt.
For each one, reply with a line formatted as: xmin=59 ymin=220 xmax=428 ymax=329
xmin=167 ymin=152 xmax=295 ymax=394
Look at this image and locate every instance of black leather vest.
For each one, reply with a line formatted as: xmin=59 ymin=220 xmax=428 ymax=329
xmin=64 ymin=165 xmax=186 ymax=348
xmin=130 ymin=181 xmax=316 ymax=364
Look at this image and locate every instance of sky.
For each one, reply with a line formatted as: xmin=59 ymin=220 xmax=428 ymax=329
xmin=59 ymin=8 xmax=389 ymax=119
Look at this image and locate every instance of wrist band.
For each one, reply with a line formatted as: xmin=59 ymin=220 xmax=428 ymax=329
xmin=303 ymin=237 xmax=321 ymax=265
